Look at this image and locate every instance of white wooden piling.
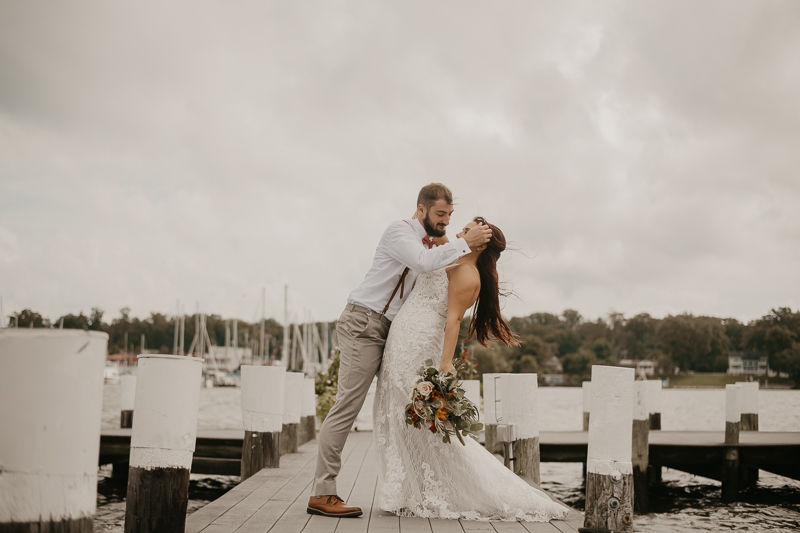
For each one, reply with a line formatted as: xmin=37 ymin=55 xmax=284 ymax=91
xmin=300 ymin=377 xmax=317 ymax=444
xmin=739 ymin=381 xmax=759 ymax=487
xmin=632 ymin=381 xmax=649 ymax=513
xmin=482 ymin=373 xmax=509 ymax=454
xmin=120 ymin=374 xmax=136 ymax=428
xmin=584 ymin=365 xmax=635 ymax=532
xmin=645 ymin=380 xmax=662 ymax=430
xmin=725 ymin=384 xmax=742 ymax=445
xmin=740 ymin=382 xmax=759 ymax=431
xmin=582 ymin=380 xmax=591 ymax=431
xmin=0 ymin=330 xmax=108 ymax=532
xmin=240 ymin=365 xmax=285 ymax=478
xmin=281 ymin=372 xmax=304 ymax=454
xmin=722 ymin=383 xmax=742 ymax=502
xmin=125 ymin=354 xmax=203 ymax=533
xmin=496 ymin=374 xmax=540 ymax=483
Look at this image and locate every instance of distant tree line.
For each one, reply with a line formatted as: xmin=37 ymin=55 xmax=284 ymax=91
xmin=7 ymin=306 xmax=800 ymax=387
xmin=460 ymin=307 xmax=800 ymax=388
xmin=8 ymin=307 xmax=287 ymax=357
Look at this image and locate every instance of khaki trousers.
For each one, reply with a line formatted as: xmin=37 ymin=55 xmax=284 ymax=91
xmin=313 ymin=304 xmax=391 ymax=497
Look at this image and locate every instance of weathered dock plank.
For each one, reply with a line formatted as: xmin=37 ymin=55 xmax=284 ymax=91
xmin=490 ymin=521 xmax=528 ymax=532
xmin=429 ymin=518 xmax=465 ymax=532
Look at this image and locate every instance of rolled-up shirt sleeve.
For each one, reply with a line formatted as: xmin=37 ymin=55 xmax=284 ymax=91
xmin=384 ymin=221 xmax=471 ymax=273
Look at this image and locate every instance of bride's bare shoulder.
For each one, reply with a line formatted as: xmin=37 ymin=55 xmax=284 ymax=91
xmin=446 ymin=263 xmax=480 ymax=290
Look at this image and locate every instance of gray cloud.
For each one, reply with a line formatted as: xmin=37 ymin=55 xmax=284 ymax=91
xmin=1 ymin=1 xmax=798 ymax=325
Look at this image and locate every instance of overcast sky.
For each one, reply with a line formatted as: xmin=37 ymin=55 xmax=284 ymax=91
xmin=1 ymin=1 xmax=798 ymax=327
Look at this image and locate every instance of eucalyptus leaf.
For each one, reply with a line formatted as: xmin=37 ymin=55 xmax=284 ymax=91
xmin=425 ymin=359 xmax=434 ymax=367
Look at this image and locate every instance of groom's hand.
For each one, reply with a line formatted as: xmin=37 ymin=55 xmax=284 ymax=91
xmin=464 ymin=223 xmax=492 ymax=251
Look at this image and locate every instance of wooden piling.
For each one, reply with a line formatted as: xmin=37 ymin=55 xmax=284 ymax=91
xmin=632 ymin=381 xmax=649 ymax=513
xmin=240 ymin=365 xmax=285 ymax=479
xmin=125 ymin=354 xmax=203 ymax=533
xmin=120 ymin=374 xmax=136 ymax=429
xmin=740 ymin=382 xmax=759 ymax=431
xmin=300 ymin=377 xmax=317 ymax=445
xmin=494 ymin=374 xmax=540 ymax=482
xmin=583 ymin=365 xmax=635 ymax=532
xmin=645 ymin=380 xmax=662 ymax=430
xmin=281 ymin=372 xmax=304 ymax=454
xmin=482 ymin=373 xmax=508 ymax=454
xmin=0 ymin=330 xmax=108 ymax=533
xmin=739 ymin=381 xmax=759 ymax=487
xmin=721 ymin=383 xmax=741 ymax=502
xmin=582 ymin=381 xmax=591 ymax=431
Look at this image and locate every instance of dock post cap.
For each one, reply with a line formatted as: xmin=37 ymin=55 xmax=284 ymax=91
xmin=136 ymin=354 xmax=205 ymax=362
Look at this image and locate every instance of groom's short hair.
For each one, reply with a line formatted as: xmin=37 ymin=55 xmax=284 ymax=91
xmin=417 ymin=183 xmax=453 ymax=209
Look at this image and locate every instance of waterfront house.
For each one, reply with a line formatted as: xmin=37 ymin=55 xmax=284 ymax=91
xmin=618 ymin=358 xmax=657 ymax=377
xmin=727 ymin=351 xmax=768 ymax=376
xmin=542 ymin=373 xmax=566 ymax=386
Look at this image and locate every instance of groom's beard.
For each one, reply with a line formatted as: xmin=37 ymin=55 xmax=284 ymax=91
xmin=422 ymin=213 xmax=446 ymax=238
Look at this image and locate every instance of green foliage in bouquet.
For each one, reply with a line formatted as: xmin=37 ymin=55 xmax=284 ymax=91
xmin=315 ymin=350 xmax=340 ymax=423
xmin=404 ymin=359 xmax=483 ymax=445
xmin=456 ymin=343 xmax=479 ymax=380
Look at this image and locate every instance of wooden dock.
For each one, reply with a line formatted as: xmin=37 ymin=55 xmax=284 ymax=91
xmin=183 ymin=431 xmax=583 ymax=533
xmin=100 ymin=428 xmax=800 ymax=482
xmin=537 ymin=430 xmax=800 ymax=482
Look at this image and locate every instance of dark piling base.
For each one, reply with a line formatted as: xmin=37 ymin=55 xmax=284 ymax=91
xmin=632 ymin=419 xmax=650 ymax=513
xmin=120 ymin=410 xmax=134 ymax=429
xmin=125 ymin=466 xmax=190 ymax=533
xmin=241 ymin=430 xmax=280 ymax=479
xmin=112 ymin=461 xmax=130 ymax=481
xmin=298 ymin=415 xmax=316 ymax=446
xmin=306 ymin=415 xmax=317 ymax=442
xmin=583 ymin=412 xmax=590 ymax=432
xmin=484 ymin=424 xmax=499 ymax=454
xmin=584 ymin=471 xmax=634 ymax=532
xmin=741 ymin=413 xmax=758 ymax=431
xmin=514 ymin=436 xmax=540 ymax=485
xmin=649 ymin=412 xmax=661 ymax=431
xmin=648 ymin=465 xmax=662 ymax=484
xmin=0 ymin=517 xmax=93 ymax=533
xmin=721 ymin=447 xmax=740 ymax=502
xmin=280 ymin=423 xmax=298 ymax=455
xmin=725 ymin=421 xmax=740 ymax=445
xmin=298 ymin=417 xmax=308 ymax=446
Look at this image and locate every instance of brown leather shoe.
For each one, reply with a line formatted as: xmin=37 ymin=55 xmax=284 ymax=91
xmin=307 ymin=495 xmax=363 ymax=518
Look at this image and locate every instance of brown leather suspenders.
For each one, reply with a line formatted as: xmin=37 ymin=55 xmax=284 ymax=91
xmin=381 ymin=220 xmax=420 ymax=316
xmin=382 ymin=267 xmax=410 ymax=316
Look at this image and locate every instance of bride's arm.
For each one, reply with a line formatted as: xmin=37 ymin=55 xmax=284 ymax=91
xmin=439 ymin=265 xmax=480 ymax=373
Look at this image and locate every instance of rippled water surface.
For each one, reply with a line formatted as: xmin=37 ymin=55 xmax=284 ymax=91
xmin=96 ymin=384 xmax=800 ymax=532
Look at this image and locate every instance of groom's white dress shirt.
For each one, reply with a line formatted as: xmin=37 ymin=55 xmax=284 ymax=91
xmin=347 ymin=218 xmax=471 ymax=321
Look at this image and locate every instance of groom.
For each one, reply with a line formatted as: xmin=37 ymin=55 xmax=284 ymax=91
xmin=308 ymin=183 xmax=492 ymax=518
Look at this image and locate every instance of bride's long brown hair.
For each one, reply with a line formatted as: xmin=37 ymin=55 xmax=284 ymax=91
xmin=465 ymin=217 xmax=520 ymax=347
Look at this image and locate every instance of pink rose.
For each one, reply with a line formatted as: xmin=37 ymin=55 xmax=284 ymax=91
xmin=416 ymin=381 xmax=434 ymax=397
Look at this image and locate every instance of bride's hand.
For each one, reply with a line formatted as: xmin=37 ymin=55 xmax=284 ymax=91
xmin=439 ymin=362 xmax=456 ymax=375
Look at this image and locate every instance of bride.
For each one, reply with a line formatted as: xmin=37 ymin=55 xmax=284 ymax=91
xmin=373 ymin=217 xmax=569 ymax=522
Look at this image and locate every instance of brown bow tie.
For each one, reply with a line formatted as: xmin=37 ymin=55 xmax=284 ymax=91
xmin=422 ymin=235 xmax=436 ymax=249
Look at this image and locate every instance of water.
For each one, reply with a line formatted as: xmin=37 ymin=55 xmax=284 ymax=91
xmin=95 ymin=385 xmax=800 ymax=532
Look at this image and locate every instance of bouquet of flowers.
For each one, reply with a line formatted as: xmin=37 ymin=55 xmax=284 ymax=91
xmin=404 ymin=359 xmax=483 ymax=445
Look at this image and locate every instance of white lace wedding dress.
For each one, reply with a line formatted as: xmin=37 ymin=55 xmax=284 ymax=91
xmin=372 ymin=267 xmax=569 ymax=522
